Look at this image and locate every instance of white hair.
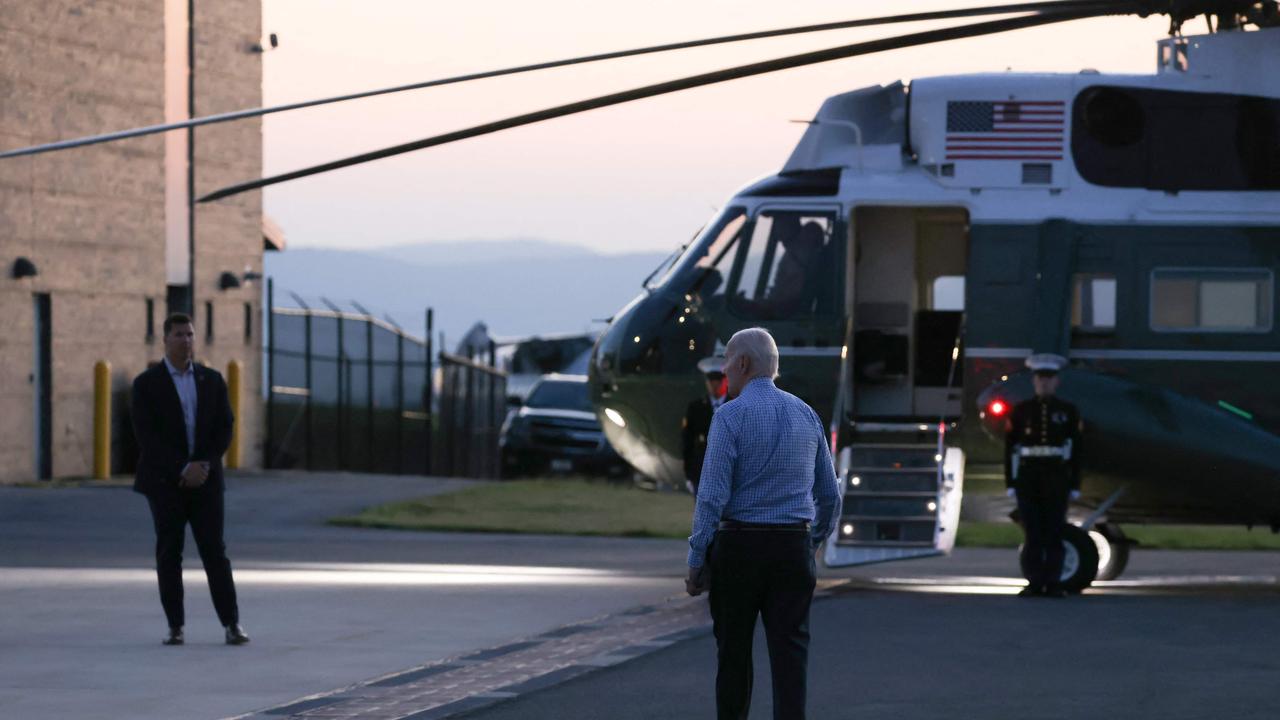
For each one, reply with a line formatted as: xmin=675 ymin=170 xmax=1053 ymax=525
xmin=728 ymin=327 xmax=779 ymax=379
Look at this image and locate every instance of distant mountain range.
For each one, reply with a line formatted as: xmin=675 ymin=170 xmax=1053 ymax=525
xmin=263 ymin=239 xmax=673 ymax=349
xmin=368 ymin=238 xmax=598 ymax=267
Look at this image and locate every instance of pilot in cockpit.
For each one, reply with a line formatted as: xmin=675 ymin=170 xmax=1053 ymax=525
xmin=761 ymin=219 xmax=825 ymax=318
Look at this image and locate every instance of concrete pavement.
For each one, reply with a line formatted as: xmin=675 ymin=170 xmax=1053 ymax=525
xmin=458 ymin=576 xmax=1280 ymax=720
xmin=0 ymin=472 xmax=689 ymax=720
xmin=6 ymin=472 xmax=1280 ymax=719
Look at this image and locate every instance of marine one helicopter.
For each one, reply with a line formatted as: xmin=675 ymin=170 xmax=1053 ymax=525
xmin=8 ymin=0 xmax=1278 ymax=592
xmin=588 ymin=3 xmax=1280 ymax=591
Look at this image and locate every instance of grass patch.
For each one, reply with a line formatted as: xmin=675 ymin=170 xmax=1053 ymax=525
xmin=958 ymin=521 xmax=1280 ymax=551
xmin=335 ymin=479 xmax=1280 ymax=550
xmin=331 ymin=478 xmax=695 ymax=539
xmin=1120 ymin=525 xmax=1280 ymax=551
xmin=962 ymin=476 xmax=1007 ymax=496
xmin=956 ymin=522 xmax=1025 ymax=547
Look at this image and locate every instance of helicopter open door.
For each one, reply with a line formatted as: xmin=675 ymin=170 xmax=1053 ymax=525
xmin=825 ymin=206 xmax=968 ymax=567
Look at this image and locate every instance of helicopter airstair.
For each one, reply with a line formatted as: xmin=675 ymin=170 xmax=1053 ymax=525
xmin=824 ymin=422 xmax=964 ymax=567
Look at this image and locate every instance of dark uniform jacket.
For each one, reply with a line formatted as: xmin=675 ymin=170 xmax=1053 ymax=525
xmin=131 ymin=361 xmax=234 ymax=496
xmin=1004 ymin=396 xmax=1081 ymax=492
xmin=682 ymin=396 xmax=717 ymax=484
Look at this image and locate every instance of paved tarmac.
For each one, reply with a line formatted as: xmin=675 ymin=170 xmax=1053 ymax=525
xmin=4 ymin=473 xmax=1280 ymax=719
xmin=0 ymin=472 xmax=687 ymax=720
xmin=457 ymin=565 xmax=1280 ymax=720
xmin=457 ymin=584 xmax=1280 ymax=720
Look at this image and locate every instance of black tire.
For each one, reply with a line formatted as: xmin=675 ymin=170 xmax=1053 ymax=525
xmin=1019 ymin=523 xmax=1100 ymax=593
xmin=1059 ymin=524 xmax=1100 ymax=593
xmin=1092 ymin=524 xmax=1130 ymax=582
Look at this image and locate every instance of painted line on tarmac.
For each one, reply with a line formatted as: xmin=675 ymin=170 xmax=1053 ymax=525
xmin=0 ymin=563 xmax=661 ymax=589
xmin=831 ymin=574 xmax=1280 ymax=596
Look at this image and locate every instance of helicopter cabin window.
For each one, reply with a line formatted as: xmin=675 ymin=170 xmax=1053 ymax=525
xmin=1072 ymin=86 xmax=1280 ymax=191
xmin=1072 ymin=274 xmax=1116 ymax=331
xmin=930 ymin=276 xmax=965 ymax=311
xmin=731 ymin=210 xmax=838 ymax=320
xmin=1149 ymin=269 xmax=1272 ymax=333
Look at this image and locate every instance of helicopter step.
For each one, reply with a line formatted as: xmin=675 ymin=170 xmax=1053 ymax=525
xmin=824 ymin=433 xmax=965 ymax=568
xmin=840 ymin=444 xmax=941 ymax=547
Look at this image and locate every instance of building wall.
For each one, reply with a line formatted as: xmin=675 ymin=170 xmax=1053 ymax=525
xmin=0 ymin=1 xmax=263 ymax=482
xmin=193 ymin=0 xmax=264 ymax=471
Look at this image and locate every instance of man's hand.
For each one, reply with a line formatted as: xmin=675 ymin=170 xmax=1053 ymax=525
xmin=1006 ymin=487 xmax=1017 ymax=499
xmin=685 ymin=565 xmax=708 ymax=597
xmin=180 ymin=462 xmax=209 ymax=488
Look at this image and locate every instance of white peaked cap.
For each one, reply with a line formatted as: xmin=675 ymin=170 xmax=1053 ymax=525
xmin=696 ymin=356 xmax=726 ymax=375
xmin=1025 ymin=353 xmax=1067 ymax=373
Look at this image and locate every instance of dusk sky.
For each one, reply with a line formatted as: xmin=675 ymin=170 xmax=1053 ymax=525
xmin=259 ymin=1 xmax=1184 ymax=255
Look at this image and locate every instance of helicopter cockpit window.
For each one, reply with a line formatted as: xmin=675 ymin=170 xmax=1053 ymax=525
xmin=731 ymin=210 xmax=838 ymax=320
xmin=650 ymin=207 xmax=746 ymax=293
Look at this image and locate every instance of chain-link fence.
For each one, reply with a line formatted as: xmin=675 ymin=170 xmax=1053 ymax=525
xmin=437 ymin=350 xmax=507 ymax=479
xmin=264 ymin=279 xmax=506 ymax=478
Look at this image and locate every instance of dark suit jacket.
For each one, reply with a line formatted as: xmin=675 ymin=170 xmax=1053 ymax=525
xmin=682 ymin=396 xmax=716 ymax=484
xmin=131 ymin=361 xmax=234 ymax=496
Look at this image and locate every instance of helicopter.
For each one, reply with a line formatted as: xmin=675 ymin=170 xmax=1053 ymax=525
xmin=588 ymin=7 xmax=1280 ymax=591
xmin=8 ymin=0 xmax=1278 ymax=592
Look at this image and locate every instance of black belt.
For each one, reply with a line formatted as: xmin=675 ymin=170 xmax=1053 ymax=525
xmin=718 ymin=520 xmax=810 ymax=532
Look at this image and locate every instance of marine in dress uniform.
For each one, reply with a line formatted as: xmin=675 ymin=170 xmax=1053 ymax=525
xmin=1005 ymin=354 xmax=1082 ymax=598
xmin=681 ymin=356 xmax=727 ymax=496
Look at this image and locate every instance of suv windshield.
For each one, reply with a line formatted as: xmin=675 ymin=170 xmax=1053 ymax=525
xmin=646 ymin=207 xmax=747 ymax=290
xmin=525 ymin=380 xmax=593 ymax=412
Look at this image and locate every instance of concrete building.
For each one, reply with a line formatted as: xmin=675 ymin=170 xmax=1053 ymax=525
xmin=0 ymin=1 xmax=265 ymax=481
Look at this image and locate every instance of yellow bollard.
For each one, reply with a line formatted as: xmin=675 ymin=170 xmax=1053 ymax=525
xmin=93 ymin=360 xmax=111 ymax=480
xmin=226 ymin=360 xmax=242 ymax=469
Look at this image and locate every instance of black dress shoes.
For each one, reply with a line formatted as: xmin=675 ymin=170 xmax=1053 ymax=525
xmin=225 ymin=623 xmax=250 ymax=645
xmin=163 ymin=627 xmax=184 ymax=645
xmin=1043 ymin=586 xmax=1068 ymax=598
xmin=1017 ymin=585 xmax=1044 ymax=597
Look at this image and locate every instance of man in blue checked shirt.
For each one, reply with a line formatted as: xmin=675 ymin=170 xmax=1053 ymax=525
xmin=685 ymin=327 xmax=841 ymax=720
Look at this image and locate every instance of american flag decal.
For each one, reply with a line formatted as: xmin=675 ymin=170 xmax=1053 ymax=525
xmin=945 ymin=100 xmax=1065 ymax=161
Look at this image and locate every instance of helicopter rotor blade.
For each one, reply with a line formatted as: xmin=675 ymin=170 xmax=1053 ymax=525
xmin=200 ymin=5 xmax=1137 ymax=203
xmin=0 ymin=0 xmax=1125 ymax=160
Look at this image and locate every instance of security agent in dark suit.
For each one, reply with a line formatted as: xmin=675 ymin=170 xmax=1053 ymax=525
xmin=681 ymin=356 xmax=727 ymax=495
xmin=1005 ymin=353 xmax=1082 ymax=598
xmin=132 ymin=313 xmax=249 ymax=645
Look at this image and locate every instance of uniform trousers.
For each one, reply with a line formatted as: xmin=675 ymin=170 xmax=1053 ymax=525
xmin=145 ymin=483 xmax=240 ymax=628
xmin=708 ymin=527 xmax=816 ymax=720
xmin=1015 ymin=467 xmax=1072 ymax=590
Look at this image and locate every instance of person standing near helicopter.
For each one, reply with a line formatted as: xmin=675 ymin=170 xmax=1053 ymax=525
xmin=685 ymin=328 xmax=841 ymax=719
xmin=1005 ymin=353 xmax=1083 ymax=598
xmin=681 ymin=357 xmax=728 ymax=496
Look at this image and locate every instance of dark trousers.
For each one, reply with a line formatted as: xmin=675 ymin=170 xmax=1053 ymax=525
xmin=708 ymin=528 xmax=816 ymax=720
xmin=146 ymin=485 xmax=239 ymax=628
xmin=1016 ymin=472 xmax=1071 ymax=590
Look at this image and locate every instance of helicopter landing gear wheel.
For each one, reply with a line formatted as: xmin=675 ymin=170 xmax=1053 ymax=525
xmin=1091 ymin=523 xmax=1130 ymax=582
xmin=1020 ymin=523 xmax=1099 ymax=594
xmin=1058 ymin=524 xmax=1100 ymax=593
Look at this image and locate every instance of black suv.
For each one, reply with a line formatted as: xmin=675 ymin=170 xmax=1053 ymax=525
xmin=499 ymin=374 xmax=626 ymax=477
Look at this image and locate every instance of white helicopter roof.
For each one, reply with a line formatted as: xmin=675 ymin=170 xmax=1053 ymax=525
xmin=762 ymin=26 xmax=1280 ymax=226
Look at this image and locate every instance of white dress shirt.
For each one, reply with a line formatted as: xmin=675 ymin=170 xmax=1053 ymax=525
xmin=163 ymin=357 xmax=197 ymax=457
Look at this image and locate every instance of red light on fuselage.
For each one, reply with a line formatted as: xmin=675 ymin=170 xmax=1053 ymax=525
xmin=988 ymin=399 xmax=1008 ymax=417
